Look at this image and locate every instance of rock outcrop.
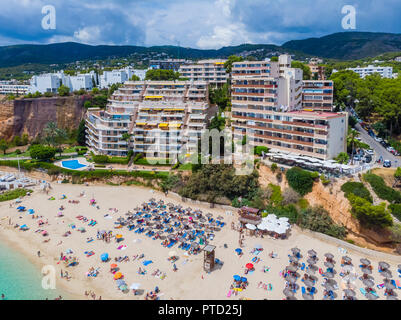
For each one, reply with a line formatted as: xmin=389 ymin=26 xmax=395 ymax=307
xmin=0 ymin=96 xmax=89 ymax=141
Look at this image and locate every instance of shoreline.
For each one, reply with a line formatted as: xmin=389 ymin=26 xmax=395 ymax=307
xmin=0 ymin=172 xmax=400 ymax=300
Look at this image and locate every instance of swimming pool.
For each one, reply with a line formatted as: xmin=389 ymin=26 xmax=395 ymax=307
xmin=61 ymin=160 xmax=87 ymax=170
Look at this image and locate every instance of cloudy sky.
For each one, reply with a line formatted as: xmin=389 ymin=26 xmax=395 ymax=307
xmin=0 ymin=0 xmax=400 ymax=48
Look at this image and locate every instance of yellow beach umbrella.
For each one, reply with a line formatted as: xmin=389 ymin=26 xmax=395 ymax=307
xmin=114 ymin=272 xmax=123 ymax=280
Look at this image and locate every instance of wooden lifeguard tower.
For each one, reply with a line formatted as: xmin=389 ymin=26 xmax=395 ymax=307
xmin=202 ymin=244 xmax=216 ymax=272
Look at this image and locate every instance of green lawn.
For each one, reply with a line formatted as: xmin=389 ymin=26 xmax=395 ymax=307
xmin=0 ymin=151 xmax=30 ymax=158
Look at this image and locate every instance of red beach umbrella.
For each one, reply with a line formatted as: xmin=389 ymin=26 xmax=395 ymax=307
xmin=246 ymin=263 xmax=254 ymax=270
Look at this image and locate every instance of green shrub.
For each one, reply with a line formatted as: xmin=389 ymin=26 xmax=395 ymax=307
xmin=29 ymin=145 xmax=56 ymax=161
xmin=298 ymin=206 xmax=347 ymax=239
xmin=92 ymin=155 xmax=109 ymax=164
xmin=286 ymin=167 xmax=315 ymax=196
xmin=271 ymin=163 xmax=278 ymax=173
xmin=389 ymin=204 xmax=401 ymax=221
xmin=341 ymin=182 xmax=373 ymax=203
xmin=269 ymin=183 xmax=283 ymax=206
xmin=298 ymin=198 xmax=309 ymax=210
xmin=254 ymin=146 xmax=269 ymax=156
xmin=267 ymin=204 xmax=299 ymax=224
xmin=347 ymin=194 xmax=393 ymax=228
xmin=363 ymin=173 xmax=401 ymax=203
xmin=0 ymin=188 xmax=32 ymax=202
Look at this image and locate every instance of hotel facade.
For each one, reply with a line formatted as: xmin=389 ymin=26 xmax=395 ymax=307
xmin=302 ymin=80 xmax=334 ymax=112
xmin=85 ymin=81 xmax=211 ymax=159
xmin=230 ymin=55 xmax=347 ymax=160
xmin=179 ymin=59 xmax=228 ymax=86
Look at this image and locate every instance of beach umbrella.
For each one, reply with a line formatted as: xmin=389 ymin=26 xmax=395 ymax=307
xmin=291 ymin=247 xmax=300 ymax=254
xmin=235 ymin=248 xmax=242 ymax=254
xmin=363 ymin=279 xmax=374 ymax=287
xmin=110 ymin=264 xmax=117 ymax=269
xmin=206 ymin=213 xmax=213 ymax=218
xmin=384 ymin=282 xmax=396 ymax=290
xmin=379 ymin=262 xmax=390 ymax=270
xmin=324 ymin=262 xmax=334 ymax=268
xmin=343 ymin=289 xmax=356 ymax=297
xmin=398 ymin=264 xmax=401 ymax=271
xmin=28 ymin=209 xmax=35 ymax=214
xmin=360 ymin=258 xmax=371 ymax=266
xmin=289 ymin=256 xmax=299 ymax=264
xmin=217 ymin=216 xmax=224 ymax=220
xmin=302 ymin=293 xmax=314 ymax=300
xmin=307 ymin=258 xmax=317 ymax=265
xmin=286 ymin=265 xmax=298 ymax=272
xmin=304 ymin=279 xmax=314 ymax=288
xmin=343 ymin=264 xmax=354 ymax=272
xmin=130 ymin=283 xmax=141 ymax=290
xmin=287 ymin=275 xmax=297 ymax=283
xmin=246 ymin=224 xmax=256 ymax=230
xmin=283 ymin=288 xmax=294 ymax=297
xmin=381 ymin=270 xmax=392 ymax=278
xmin=114 ymin=272 xmax=123 ymax=280
xmin=325 ymin=272 xmax=334 ymax=279
xmin=169 ymin=251 xmax=177 ymax=257
xmin=324 ymin=253 xmax=334 ymax=259
xmin=100 ymin=253 xmax=109 ymax=262
xmin=306 ymin=268 xmax=316 ymax=275
xmin=342 ymin=256 xmax=352 ymax=262
xmin=365 ymin=292 xmax=378 ymax=300
xmin=241 ymin=277 xmax=247 ymax=283
xmin=323 ymin=283 xmax=335 ymax=291
xmin=308 ymin=250 xmax=317 ymax=257
xmin=245 ymin=263 xmax=254 ymax=270
xmin=233 ymin=275 xmax=241 ymax=281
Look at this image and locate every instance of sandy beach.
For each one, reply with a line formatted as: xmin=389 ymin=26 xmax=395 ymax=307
xmin=1 ymin=180 xmax=401 ymax=300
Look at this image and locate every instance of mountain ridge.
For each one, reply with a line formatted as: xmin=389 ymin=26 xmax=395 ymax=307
xmin=1 ymin=31 xmax=401 ymax=67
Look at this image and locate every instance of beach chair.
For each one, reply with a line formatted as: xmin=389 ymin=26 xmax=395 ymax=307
xmin=302 ymin=287 xmax=306 ymax=295
xmin=395 ymin=280 xmax=401 ymax=289
xmin=301 ymin=263 xmax=305 ymax=271
xmin=372 ymin=291 xmax=379 ymax=298
xmin=377 ymin=283 xmax=384 ymax=289
xmin=310 ymin=287 xmax=316 ymax=295
xmin=360 ymin=288 xmax=367 ymax=296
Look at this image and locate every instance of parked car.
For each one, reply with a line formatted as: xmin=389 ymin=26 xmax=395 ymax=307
xmin=366 ymin=149 xmax=374 ymax=156
xmin=364 ymin=155 xmax=372 ymax=163
xmin=353 ymin=155 xmax=361 ymax=162
xmin=375 ymin=137 xmax=383 ymax=142
xmin=383 ymin=160 xmax=392 ymax=168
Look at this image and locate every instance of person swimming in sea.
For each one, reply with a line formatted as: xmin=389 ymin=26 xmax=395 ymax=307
xmin=1 ymin=293 xmax=5 ymax=300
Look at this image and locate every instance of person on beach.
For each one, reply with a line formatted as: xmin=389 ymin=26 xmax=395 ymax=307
xmin=1 ymin=293 xmax=5 ymax=300
xmin=37 ymin=251 xmax=41 ymax=257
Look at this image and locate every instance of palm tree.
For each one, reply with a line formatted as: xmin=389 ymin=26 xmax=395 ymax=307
xmin=43 ymin=122 xmax=68 ymax=154
xmin=347 ymin=128 xmax=361 ymax=165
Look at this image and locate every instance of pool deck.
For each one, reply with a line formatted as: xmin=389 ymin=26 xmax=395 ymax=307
xmin=54 ymin=157 xmax=92 ymax=171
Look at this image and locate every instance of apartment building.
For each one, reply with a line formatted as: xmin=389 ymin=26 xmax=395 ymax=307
xmin=0 ymin=81 xmax=30 ymax=95
xmin=302 ymin=80 xmax=334 ymax=112
xmin=85 ymin=81 xmax=211 ymax=158
xmin=230 ymin=55 xmax=347 ymax=160
xmin=179 ymin=59 xmax=228 ymax=86
xmin=347 ymin=65 xmax=393 ymax=78
xmin=29 ymin=71 xmax=96 ymax=93
xmin=308 ymin=62 xmax=326 ymax=80
xmin=150 ymin=59 xmax=191 ymax=71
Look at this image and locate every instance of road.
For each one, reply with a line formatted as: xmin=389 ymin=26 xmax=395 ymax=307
xmin=355 ymin=123 xmax=401 ymax=168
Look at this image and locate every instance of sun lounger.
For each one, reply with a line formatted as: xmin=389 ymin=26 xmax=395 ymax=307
xmin=396 ymin=280 xmax=401 ymax=289
xmin=302 ymin=287 xmax=306 ymax=295
xmin=360 ymin=288 xmax=367 ymax=295
xmin=301 ymin=263 xmax=305 ymax=271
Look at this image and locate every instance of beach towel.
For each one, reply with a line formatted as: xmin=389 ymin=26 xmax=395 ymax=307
xmin=227 ymin=290 xmax=232 ymax=298
xmin=143 ymin=260 xmax=153 ymax=266
xmin=396 ymin=280 xmax=401 ymax=289
xmin=360 ymin=288 xmax=367 ymax=296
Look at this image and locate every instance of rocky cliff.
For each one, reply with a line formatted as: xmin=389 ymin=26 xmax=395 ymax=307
xmin=0 ymin=95 xmax=89 ymax=141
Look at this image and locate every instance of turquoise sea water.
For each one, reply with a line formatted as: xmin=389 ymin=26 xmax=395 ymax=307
xmin=0 ymin=241 xmax=72 ymax=300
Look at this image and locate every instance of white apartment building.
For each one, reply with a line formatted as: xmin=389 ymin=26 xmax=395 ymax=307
xmin=179 ymin=59 xmax=228 ymax=86
xmin=99 ymin=67 xmax=147 ymax=88
xmin=347 ymin=65 xmax=393 ymax=78
xmin=29 ymin=73 xmax=61 ymax=93
xmin=0 ymin=81 xmax=30 ymax=95
xmin=86 ymin=81 xmax=211 ymax=158
xmin=230 ymin=54 xmax=347 ymax=160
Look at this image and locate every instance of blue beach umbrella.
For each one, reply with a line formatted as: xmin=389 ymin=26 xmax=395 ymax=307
xmin=17 ymin=206 xmax=25 ymax=211
xmin=100 ymin=253 xmax=109 ymax=262
xmin=241 ymin=277 xmax=247 ymax=282
xmin=233 ymin=275 xmax=241 ymax=281
xmin=20 ymin=224 xmax=27 ymax=229
xmin=28 ymin=209 xmax=35 ymax=215
xmin=235 ymin=248 xmax=242 ymax=254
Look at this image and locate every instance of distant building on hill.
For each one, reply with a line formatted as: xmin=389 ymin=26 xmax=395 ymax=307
xmin=347 ymin=65 xmax=393 ymax=78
